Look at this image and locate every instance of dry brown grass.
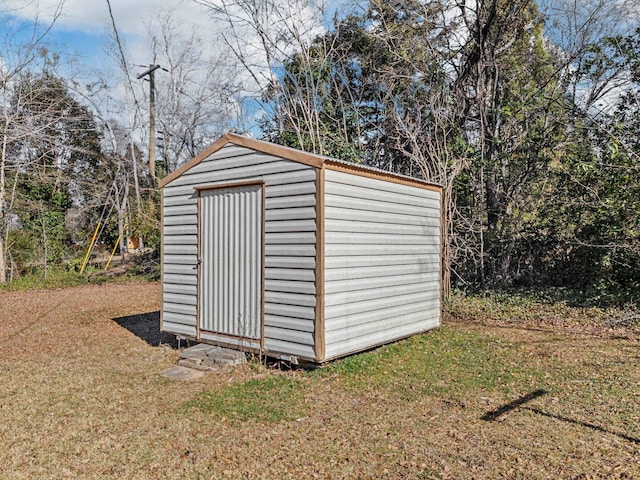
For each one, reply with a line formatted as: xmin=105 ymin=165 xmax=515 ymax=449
xmin=1 ymin=282 xmax=639 ymax=479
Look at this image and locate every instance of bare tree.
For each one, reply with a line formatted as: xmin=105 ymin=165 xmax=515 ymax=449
xmin=194 ymin=0 xmax=339 ymax=146
xmin=147 ymin=10 xmax=241 ymax=173
xmin=0 ymin=2 xmax=65 ymax=282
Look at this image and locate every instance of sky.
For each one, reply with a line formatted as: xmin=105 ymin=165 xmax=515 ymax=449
xmin=0 ymin=0 xmax=355 ymax=134
xmin=0 ymin=0 xmax=353 ymax=70
xmin=1 ymin=0 xmax=222 ymax=71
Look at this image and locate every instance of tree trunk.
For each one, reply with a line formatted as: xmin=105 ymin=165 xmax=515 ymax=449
xmin=441 ymin=185 xmax=453 ymax=301
xmin=0 ymin=235 xmax=5 ymax=284
xmin=41 ymin=206 xmax=48 ymax=281
xmin=0 ymin=115 xmax=7 ymax=284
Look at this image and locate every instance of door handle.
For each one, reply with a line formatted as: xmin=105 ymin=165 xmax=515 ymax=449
xmin=193 ymin=259 xmax=201 ymax=270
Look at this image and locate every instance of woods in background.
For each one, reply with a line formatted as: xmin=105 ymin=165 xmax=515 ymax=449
xmin=230 ymin=0 xmax=640 ymax=297
xmin=0 ymin=0 xmax=638 ymax=301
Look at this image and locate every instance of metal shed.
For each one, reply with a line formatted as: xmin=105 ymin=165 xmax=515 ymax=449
xmin=159 ymin=133 xmax=442 ymax=364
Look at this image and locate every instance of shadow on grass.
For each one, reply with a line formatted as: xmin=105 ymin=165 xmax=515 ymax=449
xmin=112 ymin=311 xmax=177 ymax=348
xmin=482 ymin=389 xmax=640 ymax=445
xmin=481 ymin=389 xmax=547 ymax=421
xmin=523 ymin=407 xmax=640 ymax=445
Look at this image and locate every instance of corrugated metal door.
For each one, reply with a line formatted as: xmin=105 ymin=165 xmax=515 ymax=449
xmin=199 ymin=184 xmax=263 ymax=339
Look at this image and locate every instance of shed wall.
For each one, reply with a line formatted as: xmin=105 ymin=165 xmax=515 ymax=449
xmin=162 ymin=144 xmax=317 ymax=359
xmin=323 ymin=169 xmax=441 ymax=360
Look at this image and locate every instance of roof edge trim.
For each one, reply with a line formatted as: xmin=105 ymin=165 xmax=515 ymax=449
xmin=159 ymin=132 xmax=326 ymax=188
xmin=159 ymin=132 xmax=442 ymax=192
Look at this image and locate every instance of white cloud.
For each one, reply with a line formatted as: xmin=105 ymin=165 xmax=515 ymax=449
xmin=1 ymin=0 xmax=211 ymax=37
xmin=0 ymin=0 xmax=348 ymax=136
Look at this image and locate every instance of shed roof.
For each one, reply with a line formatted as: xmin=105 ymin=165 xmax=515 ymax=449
xmin=159 ymin=132 xmax=441 ymax=192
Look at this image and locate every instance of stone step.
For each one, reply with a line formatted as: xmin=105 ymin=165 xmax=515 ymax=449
xmin=177 ymin=344 xmax=247 ymax=371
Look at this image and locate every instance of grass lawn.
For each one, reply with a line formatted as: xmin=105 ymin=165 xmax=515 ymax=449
xmin=0 ymin=282 xmax=638 ymax=479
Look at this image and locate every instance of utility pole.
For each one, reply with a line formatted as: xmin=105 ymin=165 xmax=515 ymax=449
xmin=137 ymin=64 xmax=162 ymax=182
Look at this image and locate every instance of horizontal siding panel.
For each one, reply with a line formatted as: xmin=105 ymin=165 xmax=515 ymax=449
xmin=164 ymin=292 xmax=197 ymax=306
xmin=265 ymin=279 xmax=316 ymax=295
xmin=264 ymin=338 xmax=316 ymax=359
xmin=265 ymin=219 xmax=316 ymax=233
xmin=163 ymin=254 xmax=198 ymax=266
xmin=325 ymin=307 xmax=440 ymax=344
xmin=266 ymin=182 xmax=316 ymax=198
xmin=215 ymin=144 xmax=265 ymax=157
xmin=265 ymin=257 xmax=315 ymax=269
xmin=265 ymin=314 xmax=315 ymax=332
xmin=325 ymin=168 xmax=440 ymax=200
xmin=265 ymin=245 xmax=315 ymax=257
xmin=164 ymin=153 xmax=315 ymax=193
xmin=325 ymin=281 xmax=435 ymax=308
xmin=326 ymin=244 xmax=439 ymax=257
xmin=266 ymin=232 xmax=316 ymax=244
xmin=196 ymin=148 xmax=274 ymax=166
xmin=182 ymin=159 xmax=310 ymax=184
xmin=264 ymin=168 xmax=317 ymax=186
xmin=161 ymin=319 xmax=196 ymax=336
xmin=266 ymin=291 xmax=316 ymax=308
xmin=163 ymin=194 xmax=196 ymax=207
xmin=326 ymin=219 xmax=434 ymax=236
xmin=265 ymin=207 xmax=316 ymax=221
xmin=264 ymin=302 xmax=315 ymax=320
xmin=163 ymin=234 xmax=197 ymax=245
xmin=163 ymin=273 xmax=197 ymax=286
xmin=325 ymin=263 xmax=437 ymax=282
xmin=182 ymin=151 xmax=282 ymax=177
xmin=264 ymin=326 xmax=314 ymax=346
xmin=325 ymin=253 xmax=440 ymax=269
xmin=325 ymin=177 xmax=439 ymax=207
xmin=162 ymin=311 xmax=197 ymax=327
xmin=164 ymin=224 xmax=197 ymax=236
xmin=326 ymin=232 xmax=438 ymax=245
xmin=325 ymin=208 xmax=440 ymax=227
xmin=163 ymin=185 xmax=200 ymax=198
xmin=164 ymin=244 xmax=198 ymax=255
xmin=325 ymin=290 xmax=439 ymax=319
xmin=163 ymin=215 xmax=197 ymax=227
xmin=325 ymin=194 xmax=438 ymax=218
xmin=325 ymin=312 xmax=440 ymax=360
xmin=325 ymin=273 xmax=439 ymax=295
xmin=172 ymin=170 xmax=317 ymax=195
xmin=163 ymin=301 xmax=197 ymax=316
xmin=164 ymin=204 xmax=197 ymax=217
xmin=265 ymin=268 xmax=316 ymax=282
xmin=267 ymin=195 xmax=316 ymax=209
xmin=163 ymin=263 xmax=198 ymax=275
xmin=163 ymin=282 xmax=197 ymax=296
xmin=325 ymin=300 xmax=437 ymax=332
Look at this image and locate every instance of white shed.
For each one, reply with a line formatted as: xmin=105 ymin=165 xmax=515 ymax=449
xmin=159 ymin=133 xmax=442 ymax=364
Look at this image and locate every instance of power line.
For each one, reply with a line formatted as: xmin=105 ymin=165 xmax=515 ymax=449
xmin=104 ymin=0 xmax=140 ymax=111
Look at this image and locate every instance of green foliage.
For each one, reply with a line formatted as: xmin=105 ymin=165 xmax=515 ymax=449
xmin=448 ymin=286 xmax=639 ymax=319
xmin=531 ymin=29 xmax=640 ymax=291
xmin=130 ymin=190 xmax=161 ymax=253
xmin=315 ymin=331 xmax=542 ymax=402
xmin=0 ymin=266 xmax=86 ymax=291
xmin=2 ymin=70 xmax=105 ymax=279
xmin=186 ymin=375 xmax=308 ymax=422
